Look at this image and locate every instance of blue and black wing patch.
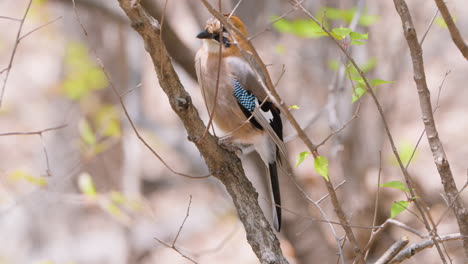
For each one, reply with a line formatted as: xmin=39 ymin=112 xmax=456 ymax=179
xmin=232 ymin=79 xmax=283 ymax=140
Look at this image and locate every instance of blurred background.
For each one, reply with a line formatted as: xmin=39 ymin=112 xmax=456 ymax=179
xmin=0 ymin=0 xmax=467 ymax=263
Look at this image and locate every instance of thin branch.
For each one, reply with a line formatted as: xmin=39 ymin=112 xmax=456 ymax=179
xmin=154 ymin=196 xmax=197 ymax=264
xmin=316 ymin=180 xmax=346 ymax=204
xmin=419 ymin=8 xmax=438 ymax=46
xmin=0 ymin=124 xmax=67 ymax=176
xmin=364 ymin=151 xmax=383 ymax=261
xmin=172 ymin=195 xmax=192 ymax=246
xmin=0 ymin=124 xmax=67 ymax=136
xmin=390 ymin=233 xmax=465 ymax=263
xmin=434 ymin=0 xmax=468 ymax=60
xmin=18 ymin=16 xmax=63 ymax=41
xmin=0 ymin=0 xmax=33 ymax=108
xmin=0 ymin=16 xmax=21 ymax=22
xmin=393 ymin=0 xmax=468 ymax=258
xmin=316 ymin=101 xmax=361 ymax=149
xmin=375 ymin=237 xmax=409 ymax=264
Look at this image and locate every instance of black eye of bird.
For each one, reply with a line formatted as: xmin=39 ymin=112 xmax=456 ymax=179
xmin=213 ymin=33 xmax=231 ymax=48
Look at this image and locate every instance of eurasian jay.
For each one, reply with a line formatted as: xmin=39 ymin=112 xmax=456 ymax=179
xmin=195 ymin=14 xmax=286 ymax=231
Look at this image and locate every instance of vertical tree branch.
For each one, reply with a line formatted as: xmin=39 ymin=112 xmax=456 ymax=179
xmin=434 ymin=0 xmax=468 ymax=60
xmin=116 ymin=1 xmax=288 ymax=263
xmin=393 ymin=0 xmax=468 ymax=258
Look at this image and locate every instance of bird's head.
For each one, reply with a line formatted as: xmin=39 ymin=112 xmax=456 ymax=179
xmin=196 ymin=14 xmax=248 ymax=54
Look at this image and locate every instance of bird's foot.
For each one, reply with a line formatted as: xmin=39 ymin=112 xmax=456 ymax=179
xmin=219 ymin=137 xmax=243 ymax=155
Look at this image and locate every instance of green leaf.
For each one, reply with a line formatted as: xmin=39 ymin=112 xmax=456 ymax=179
xmin=79 ymin=119 xmax=96 ymax=146
xmin=289 ymin=104 xmax=300 ymax=110
xmin=332 ymin=27 xmax=351 ymax=40
xmin=391 ymin=201 xmax=409 ymax=218
xmin=352 ymin=84 xmax=366 ymax=103
xmin=78 ymin=172 xmax=97 ymax=198
xmin=371 ymin=79 xmax=394 ymax=86
xmin=271 ymin=17 xmax=326 ymax=39
xmin=380 ymin=180 xmax=410 ymax=193
xmin=8 ymin=170 xmax=47 ymax=187
xmin=314 ymin=156 xmax=329 ymax=181
xmin=295 ymin=151 xmax=310 ymax=167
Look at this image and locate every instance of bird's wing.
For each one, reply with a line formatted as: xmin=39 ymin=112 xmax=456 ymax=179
xmin=225 ymin=56 xmax=287 ymax=160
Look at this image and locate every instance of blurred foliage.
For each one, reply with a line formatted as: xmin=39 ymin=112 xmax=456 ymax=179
xmin=78 ymin=173 xmax=142 ymax=225
xmin=61 ymin=42 xmax=108 ymax=101
xmin=8 ymin=169 xmax=47 ymax=187
xmin=78 ymin=104 xmax=121 ymax=157
xmin=317 ymin=7 xmax=378 ymax=27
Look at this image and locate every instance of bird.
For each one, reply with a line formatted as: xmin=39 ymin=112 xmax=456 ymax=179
xmin=194 ymin=14 xmax=287 ymax=231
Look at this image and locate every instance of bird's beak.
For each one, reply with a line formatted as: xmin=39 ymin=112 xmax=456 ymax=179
xmin=196 ymin=30 xmax=214 ymax=39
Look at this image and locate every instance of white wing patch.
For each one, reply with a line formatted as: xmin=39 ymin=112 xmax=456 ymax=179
xmin=255 ymin=100 xmax=273 ymax=123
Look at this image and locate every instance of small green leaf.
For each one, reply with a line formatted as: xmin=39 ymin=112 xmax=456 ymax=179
xmin=391 ymin=201 xmax=409 ymax=218
xmin=371 ymin=79 xmax=394 ymax=86
xmin=314 ymin=156 xmax=329 ymax=181
xmin=295 ymin=151 xmax=310 ymax=167
xmin=271 ymin=17 xmax=326 ymax=39
xmin=352 ymin=85 xmax=366 ymax=103
xmin=289 ymin=105 xmax=300 ymax=110
xmin=332 ymin=27 xmax=351 ymax=40
xmin=78 ymin=172 xmax=97 ymax=198
xmin=110 ymin=191 xmax=126 ymax=205
xmin=380 ymin=181 xmax=410 ymax=193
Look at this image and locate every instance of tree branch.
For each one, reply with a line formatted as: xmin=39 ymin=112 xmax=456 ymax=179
xmin=434 ymin=0 xmax=468 ymax=60
xmin=389 ymin=233 xmax=465 ymax=263
xmin=393 ymin=0 xmax=468 ymax=258
xmin=374 ymin=237 xmax=409 ymax=264
xmin=116 ymin=1 xmax=288 ymax=263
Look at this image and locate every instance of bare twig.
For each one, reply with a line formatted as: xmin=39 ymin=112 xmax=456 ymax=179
xmin=434 ymin=0 xmax=468 ymax=60
xmin=0 ymin=16 xmax=21 ymax=22
xmin=375 ymin=237 xmax=409 ymax=264
xmin=316 ymin=102 xmax=361 ymax=149
xmin=316 ymin=180 xmax=346 ymax=204
xmin=364 ymin=151 xmax=383 ymax=261
xmin=18 ymin=16 xmax=63 ymax=41
xmin=154 ymin=195 xmax=197 ymax=264
xmin=0 ymin=124 xmax=67 ymax=176
xmin=0 ymin=124 xmax=67 ymax=136
xmin=390 ymin=233 xmax=465 ymax=263
xmin=0 ymin=0 xmax=33 ymax=108
xmin=394 ymin=0 xmax=468 ymax=257
xmin=419 ymin=8 xmax=438 ymax=46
